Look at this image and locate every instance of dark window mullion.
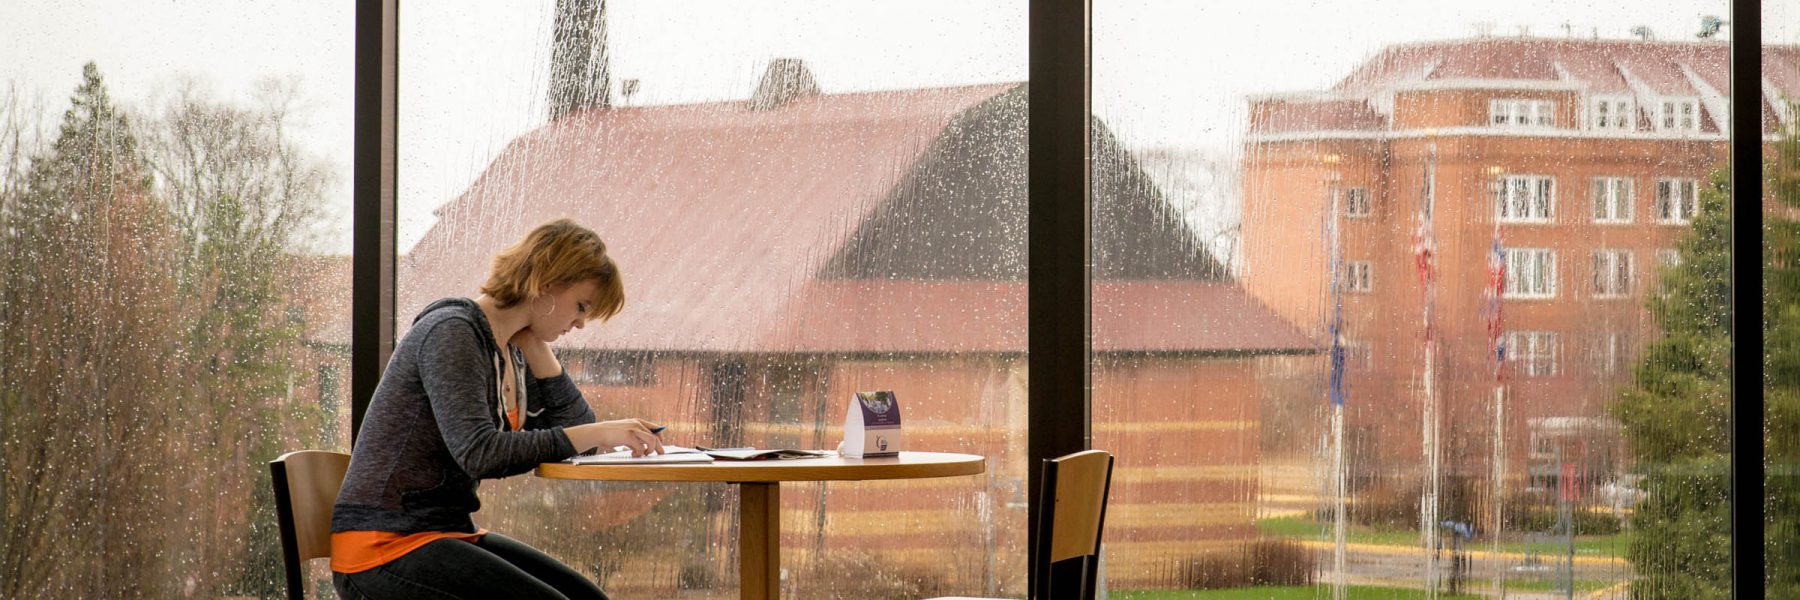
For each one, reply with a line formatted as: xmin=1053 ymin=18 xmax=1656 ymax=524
xmin=1729 ymin=0 xmax=1766 ymax=598
xmin=351 ymin=0 xmax=398 ymax=444
xmin=1027 ymin=0 xmax=1092 ymax=596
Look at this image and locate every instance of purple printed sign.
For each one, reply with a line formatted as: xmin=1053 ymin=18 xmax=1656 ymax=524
xmin=856 ymin=391 xmax=902 ymax=429
xmin=842 ymin=390 xmax=902 ymax=458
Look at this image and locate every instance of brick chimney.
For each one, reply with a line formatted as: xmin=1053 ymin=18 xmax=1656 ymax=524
xmin=548 ymin=0 xmax=610 ymax=119
xmin=748 ymin=58 xmax=819 ymax=110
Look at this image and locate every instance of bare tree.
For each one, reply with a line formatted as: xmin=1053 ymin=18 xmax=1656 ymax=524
xmin=140 ymin=74 xmax=335 ymax=597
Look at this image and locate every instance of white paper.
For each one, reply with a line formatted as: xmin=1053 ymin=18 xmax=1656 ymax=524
xmin=569 ymin=445 xmax=714 ymax=464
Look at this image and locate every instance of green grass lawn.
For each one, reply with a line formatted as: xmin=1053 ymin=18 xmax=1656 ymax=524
xmin=1112 ymin=585 xmax=1482 ymax=599
xmin=1255 ymin=515 xmax=1632 ymax=557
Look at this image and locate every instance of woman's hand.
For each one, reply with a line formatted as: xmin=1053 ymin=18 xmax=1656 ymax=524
xmin=564 ymin=419 xmax=665 ymax=457
xmin=509 ymin=327 xmax=564 ymax=378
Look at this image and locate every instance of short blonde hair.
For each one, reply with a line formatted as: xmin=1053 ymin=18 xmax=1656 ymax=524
xmin=481 ymin=218 xmax=624 ymax=321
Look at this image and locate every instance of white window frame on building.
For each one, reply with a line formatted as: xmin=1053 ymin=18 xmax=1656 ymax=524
xmin=1655 ymin=177 xmax=1700 ymax=224
xmin=1592 ymin=331 xmax=1625 ymax=376
xmin=1343 ymin=260 xmax=1372 ymax=293
xmin=1656 ymin=248 xmax=1683 ymax=268
xmin=1589 ymin=95 xmax=1635 ymax=131
xmin=1343 ymin=187 xmax=1371 ymax=218
xmin=1504 ymin=248 xmax=1557 ymax=299
xmin=1496 ymin=175 xmax=1556 ymax=223
xmin=1657 ymin=97 xmax=1701 ymax=132
xmin=1504 ymin=330 xmax=1561 ymax=377
xmin=1590 ymin=176 xmax=1633 ymax=223
xmin=1490 ymin=98 xmax=1556 ymax=127
xmin=1592 ymin=249 xmax=1633 ymax=298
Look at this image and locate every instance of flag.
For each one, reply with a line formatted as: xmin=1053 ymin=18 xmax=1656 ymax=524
xmin=1412 ymin=190 xmax=1436 ymax=342
xmin=1482 ymin=236 xmax=1507 ymax=379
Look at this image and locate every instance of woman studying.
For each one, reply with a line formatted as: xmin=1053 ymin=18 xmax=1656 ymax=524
xmin=330 ymin=219 xmax=662 ymax=599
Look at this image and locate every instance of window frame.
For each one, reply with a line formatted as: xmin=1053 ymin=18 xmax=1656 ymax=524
xmin=1592 ymin=248 xmax=1634 ymax=298
xmin=1343 ymin=260 xmax=1372 ymax=293
xmin=352 ymin=2 xmax=1771 ymax=594
xmin=1591 ymin=176 xmax=1634 ymax=223
xmin=1592 ymin=331 xmax=1625 ymax=376
xmin=1656 ymin=177 xmax=1700 ymax=224
xmin=1490 ymin=97 xmax=1556 ymax=128
xmin=1504 ymin=247 xmax=1558 ymax=299
xmin=1343 ymin=187 xmax=1371 ymax=218
xmin=1496 ymin=174 xmax=1556 ymax=223
xmin=1658 ymin=97 xmax=1702 ymax=132
xmin=1504 ymin=330 xmax=1561 ymax=377
xmin=1589 ymin=95 xmax=1635 ymax=131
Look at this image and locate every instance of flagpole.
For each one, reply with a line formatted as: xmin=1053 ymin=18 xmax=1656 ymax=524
xmin=1417 ymin=144 xmax=1441 ymax=599
xmin=1483 ymin=166 xmax=1508 ymax=599
xmin=1323 ymin=158 xmax=1348 ymax=600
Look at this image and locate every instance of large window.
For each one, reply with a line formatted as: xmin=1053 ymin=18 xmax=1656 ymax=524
xmin=396 ymin=4 xmax=1027 ymax=596
xmin=1 ymin=3 xmax=353 ymax=597
xmin=1764 ymin=6 xmax=1798 ymax=595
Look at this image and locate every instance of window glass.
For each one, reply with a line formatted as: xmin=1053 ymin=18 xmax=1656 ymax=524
xmin=397 ymin=3 xmax=1026 ymax=596
xmin=1655 ymin=178 xmax=1699 ymax=223
xmin=1344 ymin=187 xmax=1371 ymax=217
xmin=1591 ymin=249 xmax=1633 ymax=297
xmin=1499 ymin=175 xmax=1557 ymax=222
xmin=1098 ymin=2 xmax=1740 ymax=596
xmin=1765 ymin=2 xmax=1799 ymax=595
xmin=1592 ymin=176 xmax=1633 ymax=222
xmin=1 ymin=1 xmax=353 ymax=596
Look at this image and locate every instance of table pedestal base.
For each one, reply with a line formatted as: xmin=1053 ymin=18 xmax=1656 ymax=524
xmin=740 ymin=482 xmax=779 ymax=600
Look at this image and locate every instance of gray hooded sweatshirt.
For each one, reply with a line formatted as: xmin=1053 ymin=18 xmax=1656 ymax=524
xmin=332 ymin=298 xmax=596 ymax=534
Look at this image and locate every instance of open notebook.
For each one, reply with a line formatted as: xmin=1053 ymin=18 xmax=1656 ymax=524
xmin=567 ymin=445 xmax=832 ymax=465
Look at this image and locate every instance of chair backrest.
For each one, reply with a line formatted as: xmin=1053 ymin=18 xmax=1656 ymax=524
xmin=270 ymin=450 xmax=350 ymax=600
xmin=1031 ymin=449 xmax=1115 ymax=600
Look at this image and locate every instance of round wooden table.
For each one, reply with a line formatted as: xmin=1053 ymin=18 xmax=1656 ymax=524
xmin=537 ymin=451 xmax=985 ymax=600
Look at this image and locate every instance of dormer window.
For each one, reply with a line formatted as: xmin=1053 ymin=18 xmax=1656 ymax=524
xmin=1490 ymin=99 xmax=1555 ymax=128
xmin=1589 ymin=96 xmax=1635 ymax=131
xmin=1657 ymin=98 xmax=1700 ymax=132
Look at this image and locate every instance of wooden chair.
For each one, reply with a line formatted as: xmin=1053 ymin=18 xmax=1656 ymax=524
xmin=930 ymin=449 xmax=1115 ymax=600
xmin=270 ymin=450 xmax=350 ymax=600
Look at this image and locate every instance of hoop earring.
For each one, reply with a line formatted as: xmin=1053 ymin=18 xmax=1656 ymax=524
xmin=538 ymin=296 xmax=554 ymax=318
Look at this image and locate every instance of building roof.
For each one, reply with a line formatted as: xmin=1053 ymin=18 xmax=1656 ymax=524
xmin=1251 ymin=98 xmax=1389 ymax=133
xmin=402 ymin=78 xmax=1311 ymax=355
xmin=1253 ymin=37 xmax=1800 ymax=135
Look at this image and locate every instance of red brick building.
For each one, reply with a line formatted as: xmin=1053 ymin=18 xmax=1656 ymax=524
xmin=399 ymin=63 xmax=1312 ymax=593
xmin=1242 ymin=38 xmax=1799 ymax=494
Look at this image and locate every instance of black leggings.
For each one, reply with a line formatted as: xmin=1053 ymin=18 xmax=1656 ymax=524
xmin=332 ymin=533 xmax=609 ymax=600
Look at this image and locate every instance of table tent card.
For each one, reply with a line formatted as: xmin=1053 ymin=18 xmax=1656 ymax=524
xmin=841 ymin=390 xmax=902 ymax=458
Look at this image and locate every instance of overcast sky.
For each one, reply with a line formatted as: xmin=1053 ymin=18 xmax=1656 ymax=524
xmin=4 ymin=1 xmax=1789 ymax=255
